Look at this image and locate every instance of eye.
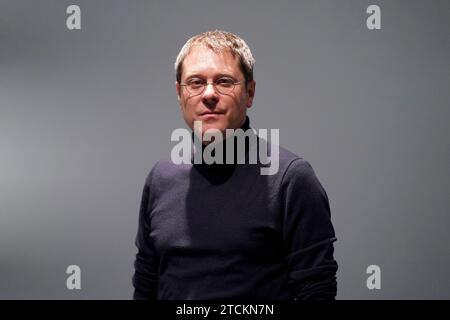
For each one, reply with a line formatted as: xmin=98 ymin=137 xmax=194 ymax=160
xmin=187 ymin=78 xmax=205 ymax=88
xmin=216 ymin=77 xmax=235 ymax=87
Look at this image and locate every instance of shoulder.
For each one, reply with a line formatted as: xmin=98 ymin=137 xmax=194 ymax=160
xmin=276 ymin=146 xmax=325 ymax=194
xmin=143 ymin=159 xmax=192 ymax=189
xmin=274 ymin=145 xmax=310 ymax=178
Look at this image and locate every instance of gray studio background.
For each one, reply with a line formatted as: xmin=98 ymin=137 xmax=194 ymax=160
xmin=1 ymin=0 xmax=449 ymax=299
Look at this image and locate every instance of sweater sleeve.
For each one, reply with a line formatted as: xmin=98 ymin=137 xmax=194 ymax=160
xmin=281 ymin=158 xmax=338 ymax=300
xmin=132 ymin=166 xmax=159 ymax=300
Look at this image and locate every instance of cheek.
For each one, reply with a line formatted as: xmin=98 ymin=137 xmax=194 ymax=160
xmin=228 ymin=94 xmax=244 ymax=109
xmin=232 ymin=95 xmax=247 ymax=113
xmin=181 ymin=96 xmax=195 ymax=112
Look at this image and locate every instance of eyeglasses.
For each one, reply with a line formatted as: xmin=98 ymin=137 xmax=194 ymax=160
xmin=179 ymin=77 xmax=242 ymax=96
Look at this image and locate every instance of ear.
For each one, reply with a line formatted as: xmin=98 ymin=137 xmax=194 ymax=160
xmin=176 ymin=81 xmax=182 ymax=106
xmin=245 ymin=80 xmax=256 ymax=108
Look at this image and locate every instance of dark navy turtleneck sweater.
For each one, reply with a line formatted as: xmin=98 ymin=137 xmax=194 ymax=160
xmin=133 ymin=117 xmax=338 ymax=300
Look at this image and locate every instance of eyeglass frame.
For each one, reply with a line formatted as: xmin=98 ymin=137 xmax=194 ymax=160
xmin=178 ymin=77 xmax=247 ymax=96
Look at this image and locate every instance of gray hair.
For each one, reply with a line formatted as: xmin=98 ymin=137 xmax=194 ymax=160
xmin=174 ymin=30 xmax=255 ymax=83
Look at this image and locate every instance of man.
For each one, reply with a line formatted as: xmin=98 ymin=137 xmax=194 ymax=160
xmin=133 ymin=30 xmax=338 ymax=300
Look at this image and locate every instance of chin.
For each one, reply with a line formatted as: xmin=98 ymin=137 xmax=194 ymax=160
xmin=202 ymin=124 xmax=225 ymax=135
xmin=200 ymin=119 xmax=226 ymax=131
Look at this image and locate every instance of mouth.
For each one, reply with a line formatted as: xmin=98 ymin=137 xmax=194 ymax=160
xmin=199 ymin=111 xmax=224 ymax=116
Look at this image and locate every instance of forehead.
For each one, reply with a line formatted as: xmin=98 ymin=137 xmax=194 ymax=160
xmin=181 ymin=46 xmax=241 ymax=78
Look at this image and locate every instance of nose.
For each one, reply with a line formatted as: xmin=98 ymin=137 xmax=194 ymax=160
xmin=202 ymin=83 xmax=219 ymax=104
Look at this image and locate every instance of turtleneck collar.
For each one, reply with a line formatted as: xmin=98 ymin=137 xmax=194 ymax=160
xmin=190 ymin=116 xmax=254 ymax=183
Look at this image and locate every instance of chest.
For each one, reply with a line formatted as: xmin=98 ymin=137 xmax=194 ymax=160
xmin=149 ymin=169 xmax=283 ymax=257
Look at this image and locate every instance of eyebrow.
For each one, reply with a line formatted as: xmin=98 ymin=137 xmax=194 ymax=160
xmin=184 ymin=73 xmax=237 ymax=80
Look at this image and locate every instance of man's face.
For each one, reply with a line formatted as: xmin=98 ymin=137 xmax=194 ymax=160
xmin=176 ymin=46 xmax=255 ymax=138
